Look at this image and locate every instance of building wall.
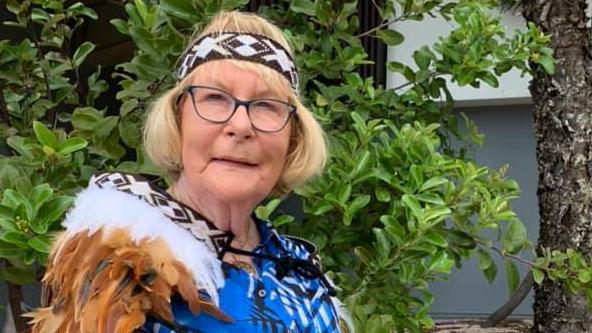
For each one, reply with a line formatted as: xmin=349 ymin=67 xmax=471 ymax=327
xmin=383 ymin=5 xmax=541 ymax=317
xmin=430 ymin=103 xmax=538 ymax=318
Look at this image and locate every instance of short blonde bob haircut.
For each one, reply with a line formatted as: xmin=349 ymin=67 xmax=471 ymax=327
xmin=144 ymin=11 xmax=327 ymax=196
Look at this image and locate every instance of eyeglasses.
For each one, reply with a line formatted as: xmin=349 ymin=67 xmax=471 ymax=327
xmin=184 ymin=85 xmax=297 ymax=133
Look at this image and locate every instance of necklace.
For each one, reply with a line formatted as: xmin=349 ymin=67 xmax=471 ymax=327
xmin=226 ymin=220 xmax=260 ymax=276
xmin=167 ymin=184 xmax=260 ymax=276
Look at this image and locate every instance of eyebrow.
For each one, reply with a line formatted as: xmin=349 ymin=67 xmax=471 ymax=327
xmin=205 ymin=78 xmax=281 ymax=100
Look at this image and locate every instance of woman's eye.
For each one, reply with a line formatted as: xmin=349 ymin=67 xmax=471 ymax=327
xmin=255 ymin=101 xmax=279 ymax=112
xmin=204 ymin=93 xmax=226 ymax=101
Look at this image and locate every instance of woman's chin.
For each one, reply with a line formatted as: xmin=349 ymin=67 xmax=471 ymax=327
xmin=206 ymin=180 xmax=270 ymax=204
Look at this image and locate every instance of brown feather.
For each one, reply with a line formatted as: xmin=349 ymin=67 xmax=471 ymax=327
xmin=29 ymin=227 xmax=232 ymax=332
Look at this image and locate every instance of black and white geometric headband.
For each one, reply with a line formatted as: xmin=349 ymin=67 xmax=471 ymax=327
xmin=176 ymin=32 xmax=299 ymax=90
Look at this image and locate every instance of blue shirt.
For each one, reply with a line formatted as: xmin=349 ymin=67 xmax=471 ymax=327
xmin=142 ymin=221 xmax=342 ymax=333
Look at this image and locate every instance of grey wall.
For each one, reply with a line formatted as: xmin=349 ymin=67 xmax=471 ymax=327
xmin=430 ymin=103 xmax=538 ymax=318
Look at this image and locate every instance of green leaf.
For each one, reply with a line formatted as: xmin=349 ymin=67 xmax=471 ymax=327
xmin=38 ymin=196 xmax=74 ymax=227
xmin=354 ymin=246 xmax=374 ymax=265
xmin=160 ymin=0 xmax=198 ymax=22
xmin=532 ymin=269 xmax=544 ymax=284
xmin=33 ymin=121 xmax=59 ymax=149
xmin=483 ymin=260 xmax=498 ymax=283
xmin=416 ymin=193 xmax=445 ymax=205
xmin=401 ymin=194 xmax=422 ymax=220
xmin=94 ymin=116 xmax=119 ymax=139
xmin=31 ymin=8 xmax=49 ymax=22
xmin=429 ymin=251 xmax=454 ymax=274
xmin=134 ymin=0 xmax=148 ymax=21
xmin=376 ymin=29 xmax=404 ymax=46
xmin=413 ymin=50 xmax=431 ymax=70
xmin=57 ymin=137 xmax=88 ymax=155
xmin=387 ymin=61 xmax=406 ymax=74
xmin=2 ymin=189 xmax=27 ymax=209
xmin=538 ymin=56 xmax=555 ymax=75
xmin=375 ymin=188 xmax=391 ymax=202
xmin=272 ymin=215 xmax=294 ymax=227
xmin=0 ymin=241 xmax=22 ymax=259
xmin=424 ymin=231 xmax=447 ymax=247
xmin=255 ymin=198 xmax=282 ymax=220
xmin=478 ymin=249 xmax=493 ymax=270
xmin=420 ymin=177 xmax=448 ymax=192
xmin=373 ymin=228 xmax=390 ymax=258
xmin=0 ymin=231 xmax=28 ymax=248
xmin=348 ymin=195 xmax=371 ymax=214
xmin=72 ymin=107 xmax=102 ymax=131
xmin=290 ymin=0 xmax=316 ymax=16
xmin=67 ymin=2 xmax=98 ymax=19
xmin=118 ymin=118 xmax=141 ymax=148
xmin=72 ymin=41 xmax=95 ymax=67
xmin=28 ymin=234 xmax=52 ymax=254
xmin=423 ymin=207 xmax=451 ymax=223
xmin=481 ymin=72 xmax=499 ymax=88
xmin=504 ymin=260 xmax=520 ymax=294
xmin=0 ymin=218 xmax=17 ymax=232
xmin=14 ymin=177 xmax=32 ymax=196
xmin=110 ymin=18 xmax=129 ymax=35
xmin=0 ymin=165 xmax=20 ymax=190
xmin=30 ymin=184 xmax=53 ymax=210
xmin=349 ymin=151 xmax=371 ymax=179
xmin=578 ymin=270 xmax=591 ymax=283
xmin=502 ymin=219 xmax=527 ymax=254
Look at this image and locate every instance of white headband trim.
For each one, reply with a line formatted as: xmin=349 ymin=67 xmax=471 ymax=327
xmin=177 ymin=32 xmax=299 ymax=90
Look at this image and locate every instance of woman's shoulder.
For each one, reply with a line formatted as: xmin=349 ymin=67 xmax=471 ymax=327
xmin=30 ymin=172 xmax=230 ymax=332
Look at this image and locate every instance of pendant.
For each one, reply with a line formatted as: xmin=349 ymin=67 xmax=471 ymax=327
xmin=233 ymin=260 xmax=258 ymax=276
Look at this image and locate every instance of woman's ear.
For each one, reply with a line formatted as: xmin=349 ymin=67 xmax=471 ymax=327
xmin=175 ymin=88 xmax=187 ymax=109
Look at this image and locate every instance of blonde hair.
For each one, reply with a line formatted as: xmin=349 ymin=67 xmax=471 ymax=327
xmin=144 ymin=11 xmax=327 ymax=196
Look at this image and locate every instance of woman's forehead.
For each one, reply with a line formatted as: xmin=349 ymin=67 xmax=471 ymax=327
xmin=188 ymin=60 xmax=292 ymax=98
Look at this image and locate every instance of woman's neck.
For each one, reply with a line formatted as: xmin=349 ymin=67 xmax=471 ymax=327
xmin=168 ymin=175 xmax=260 ymax=247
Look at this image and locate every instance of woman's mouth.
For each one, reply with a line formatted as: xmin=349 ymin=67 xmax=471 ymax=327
xmin=212 ymin=158 xmax=258 ymax=167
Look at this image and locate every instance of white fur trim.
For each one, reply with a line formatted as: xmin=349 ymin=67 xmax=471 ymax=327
xmin=61 ymin=186 xmax=224 ymax=305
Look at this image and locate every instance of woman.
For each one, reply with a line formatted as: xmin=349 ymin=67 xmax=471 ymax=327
xmin=30 ymin=11 xmax=351 ymax=333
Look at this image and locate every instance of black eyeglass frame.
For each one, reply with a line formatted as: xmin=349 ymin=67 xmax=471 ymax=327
xmin=184 ymin=85 xmax=297 ymax=133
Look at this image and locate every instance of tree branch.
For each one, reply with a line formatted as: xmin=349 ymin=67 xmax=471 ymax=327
xmin=356 ymin=16 xmax=404 ymax=38
xmin=482 ymin=271 xmax=535 ymax=327
xmin=489 ymin=246 xmax=535 ymax=267
xmin=26 ymin=15 xmax=54 ymax=125
xmin=7 ymin=282 xmax=27 ymax=332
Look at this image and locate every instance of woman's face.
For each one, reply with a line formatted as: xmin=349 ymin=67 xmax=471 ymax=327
xmin=177 ymin=61 xmax=292 ymax=203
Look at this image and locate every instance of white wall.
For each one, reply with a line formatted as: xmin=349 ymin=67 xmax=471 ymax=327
xmin=386 ymin=8 xmax=532 ymax=106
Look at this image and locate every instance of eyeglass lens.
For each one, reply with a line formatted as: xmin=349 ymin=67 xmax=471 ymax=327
xmin=189 ymin=86 xmax=293 ymax=132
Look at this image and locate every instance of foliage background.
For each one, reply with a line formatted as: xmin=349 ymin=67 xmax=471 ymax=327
xmin=0 ymin=0 xmax=589 ymax=332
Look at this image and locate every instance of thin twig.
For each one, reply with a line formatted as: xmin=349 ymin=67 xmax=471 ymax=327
xmin=27 ymin=15 xmax=54 ymax=125
xmin=370 ymin=0 xmax=381 ymax=13
xmin=392 ymin=80 xmax=414 ymax=91
xmin=357 ymin=16 xmax=403 ymax=38
xmin=489 ymin=246 xmax=535 ymax=267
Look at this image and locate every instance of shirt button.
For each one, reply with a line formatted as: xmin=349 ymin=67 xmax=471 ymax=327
xmin=257 ymin=289 xmax=267 ymax=298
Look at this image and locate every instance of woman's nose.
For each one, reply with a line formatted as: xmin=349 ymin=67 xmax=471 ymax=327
xmin=224 ymin=105 xmax=254 ymax=139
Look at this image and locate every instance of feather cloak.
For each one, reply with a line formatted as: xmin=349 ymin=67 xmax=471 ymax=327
xmin=27 ymin=185 xmax=230 ymax=333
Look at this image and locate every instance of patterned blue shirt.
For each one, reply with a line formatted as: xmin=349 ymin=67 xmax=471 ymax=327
xmin=141 ymin=221 xmax=343 ymax=333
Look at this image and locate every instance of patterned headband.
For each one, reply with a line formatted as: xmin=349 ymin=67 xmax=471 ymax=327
xmin=176 ymin=32 xmax=299 ymax=90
